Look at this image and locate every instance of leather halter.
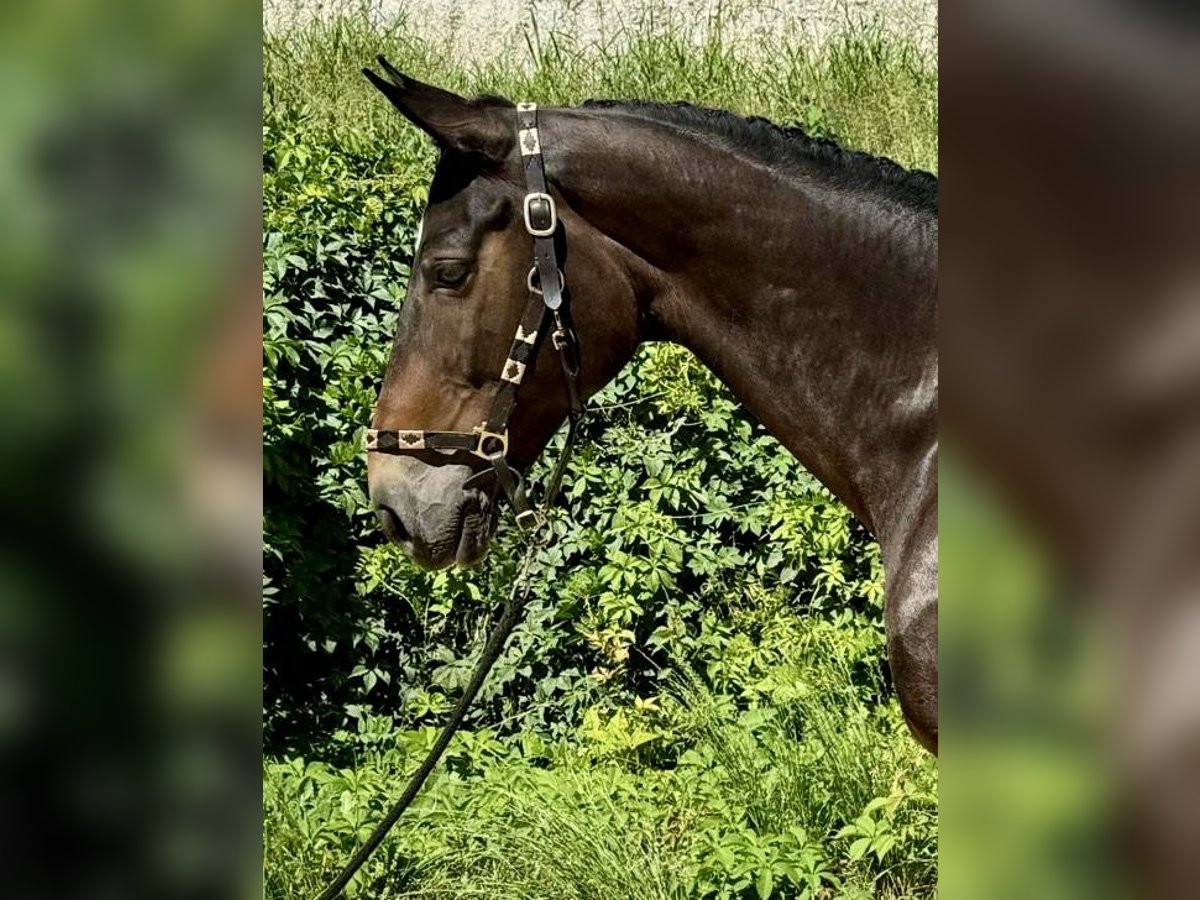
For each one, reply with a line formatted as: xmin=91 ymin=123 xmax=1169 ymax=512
xmin=365 ymin=102 xmax=584 ymax=529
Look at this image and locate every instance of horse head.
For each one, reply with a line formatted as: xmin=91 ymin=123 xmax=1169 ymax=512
xmin=363 ymin=61 xmax=642 ymax=568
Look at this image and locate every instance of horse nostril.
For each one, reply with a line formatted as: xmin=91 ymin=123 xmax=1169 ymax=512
xmin=375 ymin=503 xmax=410 ymax=544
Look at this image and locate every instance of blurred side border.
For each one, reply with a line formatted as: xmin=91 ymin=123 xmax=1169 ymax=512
xmin=0 ymin=0 xmax=262 ymax=898
xmin=942 ymin=2 xmax=1200 ymax=899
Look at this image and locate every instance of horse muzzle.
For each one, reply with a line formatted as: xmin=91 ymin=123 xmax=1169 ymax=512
xmin=368 ymin=454 xmax=498 ymax=568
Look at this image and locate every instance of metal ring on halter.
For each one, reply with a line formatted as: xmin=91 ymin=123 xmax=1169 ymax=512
xmin=527 ymin=264 xmax=564 ymax=296
xmin=552 ymin=327 xmax=573 ymax=352
xmin=473 ymin=429 xmax=509 ymax=460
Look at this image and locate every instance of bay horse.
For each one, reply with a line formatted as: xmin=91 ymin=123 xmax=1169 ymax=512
xmin=362 ymin=62 xmax=938 ymax=753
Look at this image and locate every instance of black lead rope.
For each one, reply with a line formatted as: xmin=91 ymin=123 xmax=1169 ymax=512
xmin=314 ymin=535 xmax=549 ymax=900
xmin=316 ymin=102 xmax=583 ymax=899
xmin=313 ymin=540 xmax=545 ymax=900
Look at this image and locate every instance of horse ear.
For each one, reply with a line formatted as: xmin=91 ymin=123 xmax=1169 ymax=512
xmin=363 ymin=57 xmax=513 ymax=161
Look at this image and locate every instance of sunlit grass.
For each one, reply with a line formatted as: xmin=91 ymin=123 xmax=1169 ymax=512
xmin=264 ymin=1 xmax=937 ymax=173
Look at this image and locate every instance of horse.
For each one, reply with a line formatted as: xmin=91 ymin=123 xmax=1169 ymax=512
xmin=361 ymin=60 xmax=938 ymax=753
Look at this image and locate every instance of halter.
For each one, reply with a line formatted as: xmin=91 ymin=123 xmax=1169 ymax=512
xmin=365 ymin=102 xmax=584 ymax=529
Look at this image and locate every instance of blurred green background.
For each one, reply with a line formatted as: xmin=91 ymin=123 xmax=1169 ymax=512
xmin=0 ymin=0 xmax=260 ymax=897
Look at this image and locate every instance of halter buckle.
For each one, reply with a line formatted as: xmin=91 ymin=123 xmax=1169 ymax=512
xmin=473 ymin=428 xmax=509 ymax=460
xmin=523 ymin=192 xmax=557 ymax=237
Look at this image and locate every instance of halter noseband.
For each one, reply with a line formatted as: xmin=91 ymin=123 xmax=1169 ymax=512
xmin=365 ymin=102 xmax=584 ymax=530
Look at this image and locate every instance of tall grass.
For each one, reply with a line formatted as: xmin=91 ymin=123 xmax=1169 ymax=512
xmin=264 ymin=1 xmax=937 ymax=174
xmin=263 ymin=630 xmax=938 ymax=899
xmin=674 ymin=630 xmax=904 ymax=840
xmin=401 ymin=775 xmax=692 ymax=900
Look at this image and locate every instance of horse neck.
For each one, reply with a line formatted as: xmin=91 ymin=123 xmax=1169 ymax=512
xmin=553 ymin=111 xmax=938 ymax=540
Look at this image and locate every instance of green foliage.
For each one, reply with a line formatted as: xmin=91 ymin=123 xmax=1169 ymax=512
xmin=263 ymin=5 xmax=937 ymax=899
xmin=264 ymin=629 xmax=937 ymax=900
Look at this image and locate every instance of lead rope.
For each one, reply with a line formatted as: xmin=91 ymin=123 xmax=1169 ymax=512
xmin=313 ymin=533 xmax=548 ymax=900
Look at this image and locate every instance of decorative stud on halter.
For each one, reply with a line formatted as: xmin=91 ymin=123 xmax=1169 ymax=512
xmin=365 ymin=100 xmax=585 ymax=531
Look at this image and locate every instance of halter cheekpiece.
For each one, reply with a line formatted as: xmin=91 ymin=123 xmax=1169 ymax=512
xmin=365 ymin=102 xmax=584 ymax=529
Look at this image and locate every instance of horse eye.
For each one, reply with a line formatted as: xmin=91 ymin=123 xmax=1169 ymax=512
xmin=431 ymin=261 xmax=472 ymax=290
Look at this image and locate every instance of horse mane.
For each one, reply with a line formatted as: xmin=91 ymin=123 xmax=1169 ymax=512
xmin=580 ymin=99 xmax=938 ymax=215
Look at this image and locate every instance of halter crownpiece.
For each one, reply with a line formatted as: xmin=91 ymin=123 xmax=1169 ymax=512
xmin=365 ymin=101 xmax=584 ymax=530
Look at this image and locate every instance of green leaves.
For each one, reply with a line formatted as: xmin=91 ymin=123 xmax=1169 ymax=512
xmin=265 ymin=660 xmax=937 ymax=899
xmin=693 ymin=823 xmax=842 ymax=900
xmin=836 ymin=775 xmax=938 ymax=884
